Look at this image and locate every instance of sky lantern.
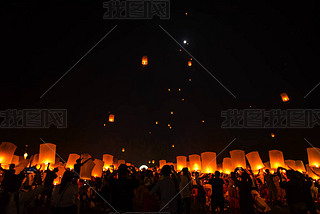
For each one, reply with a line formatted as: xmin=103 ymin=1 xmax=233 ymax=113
xmin=263 ymin=162 xmax=272 ymax=172
xmin=103 ymin=154 xmax=113 ymax=170
xmin=223 ymin=157 xmax=233 ymax=174
xmin=39 ymin=143 xmax=56 ymax=165
xmin=11 ymin=155 xmax=20 ymax=165
xmin=306 ymin=164 xmax=319 ymax=180
xmin=159 ymin=160 xmax=166 ymax=169
xmin=280 ymin=93 xmax=289 ymax=102
xmin=126 ymin=163 xmax=132 ymax=166
xmin=118 ymin=159 xmax=125 ymax=165
xmin=155 ymin=121 xmax=158 ymax=125
xmin=177 ymin=156 xmax=187 ymax=171
xmin=152 ymin=160 xmax=155 ymax=164
xmin=246 ymin=151 xmax=264 ymax=171
xmin=295 ymin=160 xmax=306 ymax=173
xmin=189 ymin=154 xmax=201 ymax=171
xmin=0 ymin=142 xmax=17 ymax=164
xmin=230 ymin=150 xmax=246 ymax=169
xmin=109 ymin=114 xmax=115 ymax=122
xmin=269 ymin=150 xmax=285 ymax=169
xmin=31 ymin=154 xmax=39 ymax=166
xmin=66 ymin=153 xmax=80 ymax=169
xmin=307 ymin=147 xmax=320 ymax=167
xmin=271 ymin=133 xmax=275 ymax=138
xmin=142 ymin=56 xmax=148 ymax=65
xmin=122 ymin=148 xmax=125 ymax=153
xmin=188 ymin=61 xmax=192 ymax=66
xmin=201 ymin=152 xmax=217 ymax=173
xmin=183 ymin=40 xmax=187 ymax=44
xmin=285 ymin=160 xmax=296 ymax=170
xmin=81 ymin=153 xmax=92 ymax=161
xmin=217 ymin=164 xmax=223 ymax=173
xmin=80 ymin=158 xmax=95 ymax=180
xmin=172 ymin=144 xmax=175 ymax=148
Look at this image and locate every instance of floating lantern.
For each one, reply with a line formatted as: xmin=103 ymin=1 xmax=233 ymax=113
xmin=81 ymin=153 xmax=92 ymax=161
xmin=173 ymin=163 xmax=177 ymax=171
xmin=109 ymin=114 xmax=115 ymax=122
xmin=280 ymin=93 xmax=289 ymax=102
xmin=80 ymin=158 xmax=95 ymax=180
xmin=24 ymin=153 xmax=28 ymax=159
xmin=148 ymin=160 xmax=151 ymax=164
xmin=263 ymin=162 xmax=272 ymax=172
xmin=246 ymin=151 xmax=264 ymax=171
xmin=183 ymin=40 xmax=187 ymax=44
xmin=269 ymin=150 xmax=285 ymax=169
xmin=202 ymin=120 xmax=205 ymax=123
xmin=188 ymin=61 xmax=192 ymax=67
xmin=39 ymin=143 xmax=56 ymax=165
xmin=103 ymin=154 xmax=114 ymax=170
xmin=122 ymin=148 xmax=125 ymax=153
xmin=285 ymin=160 xmax=296 ymax=170
xmin=11 ymin=155 xmax=20 ymax=165
xmin=126 ymin=163 xmax=132 ymax=166
xmin=201 ymin=152 xmax=216 ymax=173
xmin=182 ymin=98 xmax=184 ymax=101
xmin=118 ymin=159 xmax=125 ymax=165
xmin=185 ymin=12 xmax=188 ymax=15
xmin=155 ymin=121 xmax=158 ymax=125
xmin=31 ymin=154 xmax=39 ymax=166
xmin=178 ymin=88 xmax=181 ymax=91
xmin=271 ymin=133 xmax=275 ymax=138
xmin=0 ymin=142 xmax=17 ymax=164
xmin=177 ymin=156 xmax=187 ymax=171
xmin=307 ymin=147 xmax=320 ymax=168
xmin=142 ymin=56 xmax=148 ymax=65
xmin=230 ymin=150 xmax=246 ymax=169
xmin=152 ymin=160 xmax=155 ymax=164
xmin=179 ymin=49 xmax=182 ymax=52
xmin=171 ymin=111 xmax=173 ymax=115
xmin=189 ymin=154 xmax=201 ymax=171
xmin=223 ymin=157 xmax=233 ymax=174
xmin=159 ymin=160 xmax=166 ymax=169
xmin=306 ymin=164 xmax=319 ymax=180
xmin=172 ymin=144 xmax=175 ymax=148
xmin=217 ymin=164 xmax=223 ymax=173
xmin=295 ymin=160 xmax=306 ymax=172
xmin=66 ymin=153 xmax=80 ymax=169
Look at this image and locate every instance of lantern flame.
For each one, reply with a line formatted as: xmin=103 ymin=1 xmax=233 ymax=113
xmin=142 ymin=56 xmax=148 ymax=65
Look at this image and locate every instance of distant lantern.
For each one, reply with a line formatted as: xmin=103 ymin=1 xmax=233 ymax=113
xmin=185 ymin=12 xmax=188 ymax=15
xmin=149 ymin=131 xmax=151 ymax=134
xmin=201 ymin=152 xmax=217 ymax=173
xmin=0 ymin=142 xmax=17 ymax=164
xmin=285 ymin=160 xmax=296 ymax=170
xmin=103 ymin=124 xmax=106 ymax=126
xmin=159 ymin=160 xmax=166 ymax=169
xmin=177 ymin=156 xmax=187 ymax=171
xmin=168 ymin=124 xmax=171 ymax=127
xmin=202 ymin=120 xmax=205 ymax=123
xmin=168 ymin=88 xmax=171 ymax=91
xmin=178 ymin=88 xmax=181 ymax=91
xmin=188 ymin=61 xmax=192 ymax=67
xmin=246 ymin=151 xmax=264 ymax=171
xmin=142 ymin=56 xmax=148 ymax=65
xmin=182 ymin=98 xmax=185 ymax=101
xmin=66 ymin=153 xmax=80 ymax=169
xmin=183 ymin=40 xmax=187 ymax=44
xmin=223 ymin=157 xmax=233 ymax=174
xmin=172 ymin=144 xmax=175 ymax=148
xmin=189 ymin=79 xmax=192 ymax=82
xmin=271 ymin=133 xmax=275 ymax=138
xmin=103 ymin=154 xmax=114 ymax=170
xmin=39 ymin=143 xmax=56 ymax=165
xmin=80 ymin=158 xmax=95 ymax=180
xmin=31 ymin=154 xmax=39 ymax=166
xmin=280 ymin=93 xmax=289 ymax=102
xmin=295 ymin=160 xmax=306 ymax=172
xmin=148 ymin=160 xmax=151 ymax=164
xmin=169 ymin=126 xmax=172 ymax=129
xmin=122 ymin=148 xmax=125 ymax=153
xmin=306 ymin=164 xmax=320 ymax=180
xmin=23 ymin=153 xmax=28 ymax=159
xmin=230 ymin=150 xmax=246 ymax=169
xmin=189 ymin=154 xmax=201 ymax=172
xmin=171 ymin=111 xmax=173 ymax=115
xmin=269 ymin=150 xmax=285 ymax=169
xmin=179 ymin=49 xmax=182 ymax=52
xmin=307 ymin=147 xmax=320 ymax=167
xmin=155 ymin=121 xmax=158 ymax=124
xmin=109 ymin=114 xmax=115 ymax=122
xmin=152 ymin=160 xmax=155 ymax=164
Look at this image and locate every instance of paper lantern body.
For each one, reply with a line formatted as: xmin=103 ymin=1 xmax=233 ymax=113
xmin=176 ymin=156 xmax=187 ymax=171
xmin=246 ymin=151 xmax=264 ymax=171
xmin=66 ymin=153 xmax=80 ymax=169
xmin=103 ymin=154 xmax=114 ymax=170
xmin=306 ymin=164 xmax=319 ymax=180
xmin=223 ymin=158 xmax=233 ymax=174
xmin=230 ymin=150 xmax=246 ymax=169
xmin=295 ymin=160 xmax=306 ymax=172
xmin=285 ymin=160 xmax=296 ymax=170
xmin=80 ymin=159 xmax=95 ymax=180
xmin=217 ymin=164 xmax=223 ymax=173
xmin=109 ymin=114 xmax=115 ymax=122
xmin=39 ymin=143 xmax=56 ymax=164
xmin=173 ymin=163 xmax=177 ymax=171
xmin=189 ymin=154 xmax=201 ymax=171
xmin=307 ymin=147 xmax=320 ymax=167
xmin=118 ymin=160 xmax=125 ymax=165
xmin=31 ymin=154 xmax=39 ymax=166
xmin=142 ymin=56 xmax=148 ymax=65
xmin=188 ymin=61 xmax=192 ymax=66
xmin=280 ymin=93 xmax=289 ymax=102
xmin=92 ymin=159 xmax=104 ymax=177
xmin=12 ymin=155 xmax=20 ymax=165
xmin=159 ymin=160 xmax=166 ymax=169
xmin=269 ymin=150 xmax=285 ymax=169
xmin=201 ymin=152 xmax=217 ymax=173
xmin=0 ymin=142 xmax=17 ymax=164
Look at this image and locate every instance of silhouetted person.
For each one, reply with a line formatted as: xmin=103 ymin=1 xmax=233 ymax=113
xmin=179 ymin=168 xmax=192 ymax=214
xmin=209 ymin=171 xmax=225 ymax=213
xmin=264 ymin=169 xmax=276 ymax=203
xmin=42 ymin=163 xmax=58 ymax=205
xmin=73 ymin=157 xmax=94 ymax=177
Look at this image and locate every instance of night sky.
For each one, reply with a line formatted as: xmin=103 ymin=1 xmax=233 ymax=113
xmin=1 ymin=0 xmax=320 ymax=167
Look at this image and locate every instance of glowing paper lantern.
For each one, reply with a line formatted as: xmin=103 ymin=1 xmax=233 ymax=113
xmin=0 ymin=142 xmax=17 ymax=164
xmin=66 ymin=153 xmax=80 ymax=169
xmin=11 ymin=155 xmax=20 ymax=165
xmin=92 ymin=159 xmax=104 ymax=177
xmin=280 ymin=93 xmax=289 ymax=102
xmin=223 ymin=158 xmax=233 ymax=174
xmin=271 ymin=133 xmax=275 ymax=138
xmin=201 ymin=152 xmax=217 ymax=173
xmin=103 ymin=154 xmax=114 ymax=170
xmin=15 ymin=159 xmax=29 ymax=174
xmin=285 ymin=160 xmax=296 ymax=170
xmin=142 ymin=56 xmax=148 ymax=65
xmin=295 ymin=160 xmax=306 ymax=172
xmin=307 ymin=147 xmax=320 ymax=168
xmin=246 ymin=151 xmax=264 ymax=171
xmin=80 ymin=158 xmax=95 ymax=180
xmin=159 ymin=160 xmax=166 ymax=169
xmin=263 ymin=162 xmax=272 ymax=171
xmin=188 ymin=61 xmax=192 ymax=66
xmin=269 ymin=150 xmax=285 ymax=169
xmin=109 ymin=114 xmax=115 ymax=122
xmin=126 ymin=163 xmax=132 ymax=166
xmin=176 ymin=156 xmax=187 ymax=171
xmin=39 ymin=143 xmax=56 ymax=165
xmin=230 ymin=150 xmax=246 ymax=169
xmin=189 ymin=154 xmax=201 ymax=171
xmin=118 ymin=160 xmax=125 ymax=165
xmin=81 ymin=153 xmax=92 ymax=161
xmin=31 ymin=154 xmax=39 ymax=166
xmin=173 ymin=163 xmax=177 ymax=171
xmin=306 ymin=164 xmax=319 ymax=180
xmin=217 ymin=164 xmax=223 ymax=173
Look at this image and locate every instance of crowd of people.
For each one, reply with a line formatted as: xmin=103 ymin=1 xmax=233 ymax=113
xmin=1 ymin=159 xmax=320 ymax=214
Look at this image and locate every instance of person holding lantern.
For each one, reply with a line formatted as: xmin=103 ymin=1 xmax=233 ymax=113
xmin=209 ymin=171 xmax=225 ymax=213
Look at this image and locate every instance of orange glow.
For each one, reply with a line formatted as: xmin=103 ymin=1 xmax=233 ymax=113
xmin=168 ymin=124 xmax=170 ymax=127
xmin=0 ymin=142 xmax=17 ymax=164
xmin=185 ymin=12 xmax=188 ymax=15
xmin=142 ymin=56 xmax=148 ymax=65
xmin=177 ymin=156 xmax=187 ymax=171
xmin=109 ymin=114 xmax=115 ymax=122
xmin=178 ymin=88 xmax=181 ymax=91
xmin=122 ymin=148 xmax=125 ymax=152
xmin=103 ymin=154 xmax=113 ymax=170
xmin=246 ymin=151 xmax=264 ymax=171
xmin=66 ymin=153 xmax=80 ymax=169
xmin=271 ymin=133 xmax=275 ymax=138
xmin=168 ymin=88 xmax=171 ymax=91
xmin=201 ymin=152 xmax=216 ymax=174
xmin=269 ymin=150 xmax=285 ymax=169
xmin=230 ymin=150 xmax=246 ymax=169
xmin=148 ymin=160 xmax=151 ymax=164
xmin=189 ymin=79 xmax=191 ymax=82
xmin=202 ymin=120 xmax=205 ymax=123
xmin=307 ymin=147 xmax=320 ymax=168
xmin=223 ymin=158 xmax=232 ymax=174
xmin=179 ymin=49 xmax=182 ymax=52
xmin=152 ymin=160 xmax=155 ymax=164
xmin=155 ymin=121 xmax=158 ymax=124
xmin=39 ymin=143 xmax=56 ymax=165
xmin=171 ymin=111 xmax=173 ymax=115
xmin=103 ymin=124 xmax=106 ymax=126
xmin=189 ymin=154 xmax=201 ymax=172
xmin=188 ymin=61 xmax=192 ymax=66
xmin=182 ymin=98 xmax=184 ymax=101
xmin=159 ymin=160 xmax=166 ymax=169
xmin=280 ymin=93 xmax=289 ymax=102
xmin=172 ymin=144 xmax=175 ymax=148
